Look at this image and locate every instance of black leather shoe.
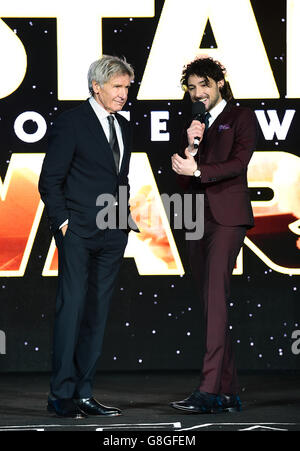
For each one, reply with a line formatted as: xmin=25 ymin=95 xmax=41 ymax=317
xmin=170 ymin=390 xmax=222 ymax=414
xmin=75 ymin=397 xmax=122 ymax=416
xmin=47 ymin=397 xmax=87 ymax=419
xmin=219 ymin=394 xmax=242 ymax=412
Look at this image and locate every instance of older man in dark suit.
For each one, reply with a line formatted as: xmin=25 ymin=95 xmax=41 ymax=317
xmin=171 ymin=57 xmax=257 ymax=414
xmin=39 ymin=55 xmax=137 ymax=418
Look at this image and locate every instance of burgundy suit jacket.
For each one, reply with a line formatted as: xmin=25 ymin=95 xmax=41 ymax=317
xmin=178 ymin=102 xmax=258 ymax=228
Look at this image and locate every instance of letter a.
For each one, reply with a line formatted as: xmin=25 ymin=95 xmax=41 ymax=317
xmin=138 ymin=0 xmax=279 ymax=100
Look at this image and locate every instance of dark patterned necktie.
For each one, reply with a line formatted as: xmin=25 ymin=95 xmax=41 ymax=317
xmin=202 ymin=112 xmax=211 ymax=142
xmin=107 ymin=115 xmax=120 ymax=173
xmin=204 ymin=112 xmax=211 ymax=131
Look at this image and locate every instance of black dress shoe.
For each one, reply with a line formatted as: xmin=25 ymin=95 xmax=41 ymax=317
xmin=219 ymin=394 xmax=242 ymax=412
xmin=75 ymin=397 xmax=122 ymax=416
xmin=170 ymin=390 xmax=222 ymax=414
xmin=47 ymin=397 xmax=87 ymax=419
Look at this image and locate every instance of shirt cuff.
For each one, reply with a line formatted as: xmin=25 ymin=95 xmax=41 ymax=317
xmin=59 ymin=220 xmax=68 ymax=229
xmin=188 ymin=147 xmax=198 ymax=157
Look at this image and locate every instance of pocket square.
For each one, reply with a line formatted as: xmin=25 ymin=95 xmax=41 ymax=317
xmin=218 ymin=124 xmax=231 ymax=131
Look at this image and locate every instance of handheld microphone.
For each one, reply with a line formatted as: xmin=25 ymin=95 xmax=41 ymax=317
xmin=191 ymin=101 xmax=206 ymax=149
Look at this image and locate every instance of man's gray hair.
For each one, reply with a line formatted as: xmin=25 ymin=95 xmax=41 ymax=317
xmin=88 ymin=55 xmax=134 ymax=95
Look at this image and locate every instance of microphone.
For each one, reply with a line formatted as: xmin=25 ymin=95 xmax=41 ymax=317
xmin=191 ymin=101 xmax=206 ymax=149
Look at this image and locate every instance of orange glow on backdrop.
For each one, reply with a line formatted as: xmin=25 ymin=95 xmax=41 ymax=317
xmin=1 ymin=151 xmax=300 ymax=277
xmin=0 ymin=154 xmax=44 ymax=276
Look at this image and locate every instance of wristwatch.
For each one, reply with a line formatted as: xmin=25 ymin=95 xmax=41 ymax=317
xmin=193 ymin=168 xmax=201 ymax=178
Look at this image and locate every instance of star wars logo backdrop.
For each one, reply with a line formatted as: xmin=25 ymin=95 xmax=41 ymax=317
xmin=0 ymin=0 xmax=300 ymax=372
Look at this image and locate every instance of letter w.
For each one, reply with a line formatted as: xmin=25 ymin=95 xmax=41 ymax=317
xmin=255 ymin=110 xmax=296 ymax=140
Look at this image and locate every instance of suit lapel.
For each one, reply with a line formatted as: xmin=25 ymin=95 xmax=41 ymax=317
xmin=115 ymin=113 xmax=130 ymax=175
xmin=206 ymin=102 xmax=233 ymax=139
xmin=200 ymin=102 xmax=233 ymax=163
xmin=81 ymin=100 xmax=117 ymax=173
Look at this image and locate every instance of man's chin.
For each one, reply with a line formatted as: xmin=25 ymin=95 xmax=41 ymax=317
xmin=112 ymin=103 xmax=125 ymax=113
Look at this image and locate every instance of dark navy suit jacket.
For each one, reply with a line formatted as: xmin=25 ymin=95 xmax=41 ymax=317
xmin=39 ymin=100 xmax=133 ymax=237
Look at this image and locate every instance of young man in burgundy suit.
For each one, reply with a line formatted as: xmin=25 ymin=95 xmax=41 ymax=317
xmin=171 ymin=57 xmax=257 ymax=413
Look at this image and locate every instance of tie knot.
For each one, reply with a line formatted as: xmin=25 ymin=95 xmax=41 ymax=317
xmin=107 ymin=114 xmax=115 ymax=125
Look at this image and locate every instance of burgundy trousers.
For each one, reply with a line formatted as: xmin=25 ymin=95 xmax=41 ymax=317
xmin=187 ymin=201 xmax=247 ymax=395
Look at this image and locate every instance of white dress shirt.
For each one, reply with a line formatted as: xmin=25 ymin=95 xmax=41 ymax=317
xmin=189 ymin=99 xmax=227 ymax=157
xmin=60 ymin=97 xmax=125 ymax=229
xmin=89 ymin=96 xmax=125 ymax=169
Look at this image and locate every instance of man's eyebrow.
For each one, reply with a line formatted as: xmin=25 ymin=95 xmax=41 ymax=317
xmin=113 ymin=83 xmax=130 ymax=88
xmin=187 ymin=80 xmax=207 ymax=88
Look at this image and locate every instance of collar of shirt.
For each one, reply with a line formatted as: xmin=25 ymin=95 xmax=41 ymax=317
xmin=89 ymin=95 xmax=111 ymax=121
xmin=208 ymin=98 xmax=227 ymax=127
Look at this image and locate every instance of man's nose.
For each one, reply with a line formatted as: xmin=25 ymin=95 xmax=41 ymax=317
xmin=118 ymin=88 xmax=127 ymax=99
xmin=195 ymin=86 xmax=205 ymax=99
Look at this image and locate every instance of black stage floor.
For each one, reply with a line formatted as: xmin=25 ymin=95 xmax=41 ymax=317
xmin=0 ymin=371 xmax=299 ymax=433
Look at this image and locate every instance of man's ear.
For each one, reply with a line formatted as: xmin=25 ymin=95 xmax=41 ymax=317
xmin=92 ymin=80 xmax=100 ymax=94
xmin=217 ymin=79 xmax=225 ymax=90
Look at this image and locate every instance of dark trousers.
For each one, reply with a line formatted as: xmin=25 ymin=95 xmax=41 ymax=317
xmin=51 ymin=228 xmax=128 ymax=399
xmin=187 ymin=202 xmax=247 ymax=395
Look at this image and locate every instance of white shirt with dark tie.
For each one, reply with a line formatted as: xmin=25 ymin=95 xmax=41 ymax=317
xmin=60 ymin=97 xmax=125 ymax=229
xmin=189 ymin=99 xmax=227 ymax=157
xmin=88 ymin=96 xmax=124 ymax=169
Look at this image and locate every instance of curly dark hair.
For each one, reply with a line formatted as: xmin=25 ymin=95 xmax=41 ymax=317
xmin=181 ymin=57 xmax=233 ymax=101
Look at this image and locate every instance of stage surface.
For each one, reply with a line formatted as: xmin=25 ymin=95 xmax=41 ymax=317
xmin=0 ymin=370 xmax=299 ymax=432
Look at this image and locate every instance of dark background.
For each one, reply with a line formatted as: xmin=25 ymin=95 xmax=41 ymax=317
xmin=0 ymin=0 xmax=299 ymax=373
